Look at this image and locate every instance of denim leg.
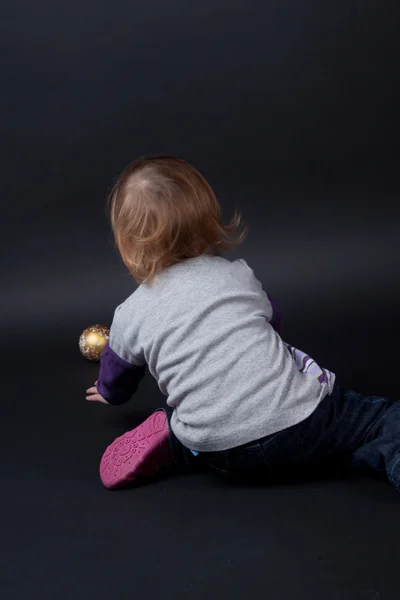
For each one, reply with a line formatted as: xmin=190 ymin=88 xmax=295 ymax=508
xmin=255 ymin=386 xmax=400 ymax=488
xmin=198 ymin=441 xmax=268 ymax=480
xmin=350 ymin=394 xmax=400 ymax=488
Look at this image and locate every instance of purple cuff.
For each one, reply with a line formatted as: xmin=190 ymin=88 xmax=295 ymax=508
xmin=267 ymin=294 xmax=283 ymax=335
xmin=97 ymin=342 xmax=146 ymax=405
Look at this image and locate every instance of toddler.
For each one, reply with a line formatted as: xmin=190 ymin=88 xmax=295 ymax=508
xmin=86 ymin=155 xmax=400 ymax=491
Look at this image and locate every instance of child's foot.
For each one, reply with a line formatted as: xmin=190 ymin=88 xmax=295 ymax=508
xmin=99 ymin=411 xmax=174 ymax=489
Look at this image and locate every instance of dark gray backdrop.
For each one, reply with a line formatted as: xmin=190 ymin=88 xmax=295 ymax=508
xmin=2 ymin=2 xmax=400 ymax=599
xmin=4 ymin=1 xmax=400 ymax=394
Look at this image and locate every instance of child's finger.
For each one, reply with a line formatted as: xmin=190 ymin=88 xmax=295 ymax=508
xmin=86 ymin=394 xmax=108 ymax=404
xmin=86 ymin=394 xmax=101 ymax=401
xmin=86 ymin=386 xmax=97 ymax=394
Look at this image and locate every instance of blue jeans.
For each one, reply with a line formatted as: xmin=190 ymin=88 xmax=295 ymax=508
xmin=166 ymin=384 xmax=400 ymax=489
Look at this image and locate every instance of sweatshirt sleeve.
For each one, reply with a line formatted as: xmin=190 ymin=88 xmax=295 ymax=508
xmin=97 ymin=305 xmax=146 ymax=405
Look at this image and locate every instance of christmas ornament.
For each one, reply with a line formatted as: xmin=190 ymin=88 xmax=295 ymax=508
xmin=79 ymin=324 xmax=110 ymax=361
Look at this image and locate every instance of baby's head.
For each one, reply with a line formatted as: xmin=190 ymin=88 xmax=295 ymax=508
xmin=109 ymin=155 xmax=247 ymax=282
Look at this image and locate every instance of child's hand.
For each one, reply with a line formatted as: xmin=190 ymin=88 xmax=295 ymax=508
xmin=86 ymin=380 xmax=108 ymax=404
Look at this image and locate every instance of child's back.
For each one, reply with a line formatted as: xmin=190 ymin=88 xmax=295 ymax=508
xmin=109 ymin=254 xmax=334 ymax=452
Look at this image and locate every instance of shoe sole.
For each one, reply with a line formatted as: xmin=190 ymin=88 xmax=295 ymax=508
xmin=99 ymin=411 xmax=172 ymax=489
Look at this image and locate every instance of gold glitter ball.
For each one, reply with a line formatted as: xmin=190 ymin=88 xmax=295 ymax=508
xmin=79 ymin=324 xmax=110 ymax=361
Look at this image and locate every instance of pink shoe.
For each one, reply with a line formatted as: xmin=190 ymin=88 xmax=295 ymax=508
xmin=100 ymin=411 xmax=174 ymax=489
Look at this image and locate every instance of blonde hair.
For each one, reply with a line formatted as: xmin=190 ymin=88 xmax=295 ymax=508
xmin=108 ymin=155 xmax=247 ymax=282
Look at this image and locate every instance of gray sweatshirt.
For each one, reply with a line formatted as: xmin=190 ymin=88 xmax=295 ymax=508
xmin=97 ymin=255 xmax=335 ymax=452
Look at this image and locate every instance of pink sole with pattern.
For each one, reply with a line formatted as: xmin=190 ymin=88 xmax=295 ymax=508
xmin=100 ymin=411 xmax=173 ymax=489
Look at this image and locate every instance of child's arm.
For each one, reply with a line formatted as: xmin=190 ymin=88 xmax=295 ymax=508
xmin=86 ymin=344 xmax=146 ymax=404
xmin=86 ymin=304 xmax=146 ymax=405
xmin=267 ymin=294 xmax=283 ymax=336
xmin=98 ymin=342 xmax=146 ymax=404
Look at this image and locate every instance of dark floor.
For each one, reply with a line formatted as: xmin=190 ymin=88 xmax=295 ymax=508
xmin=2 ymin=336 xmax=400 ymax=600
